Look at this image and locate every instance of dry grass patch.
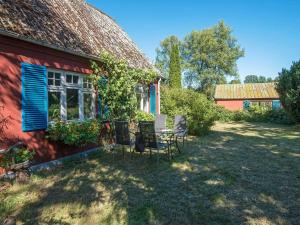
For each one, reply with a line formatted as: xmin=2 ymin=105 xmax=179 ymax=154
xmin=0 ymin=122 xmax=299 ymax=225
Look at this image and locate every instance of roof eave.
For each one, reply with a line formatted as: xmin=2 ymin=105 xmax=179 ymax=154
xmin=0 ymin=29 xmax=101 ymax=62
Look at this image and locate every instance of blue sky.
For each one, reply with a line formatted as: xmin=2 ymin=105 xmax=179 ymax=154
xmin=88 ymin=0 xmax=300 ymax=82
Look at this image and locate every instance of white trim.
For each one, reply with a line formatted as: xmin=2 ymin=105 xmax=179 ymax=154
xmin=47 ymin=69 xmax=95 ymax=123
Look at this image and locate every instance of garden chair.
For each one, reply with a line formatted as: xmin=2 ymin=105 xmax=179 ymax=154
xmin=139 ymin=121 xmax=172 ymax=161
xmin=114 ymin=121 xmax=135 ymax=158
xmin=155 ymin=114 xmax=168 ymax=133
xmin=173 ymin=115 xmax=188 ymax=153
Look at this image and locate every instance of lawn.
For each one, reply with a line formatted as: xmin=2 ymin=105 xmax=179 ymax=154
xmin=1 ymin=122 xmax=300 ymax=225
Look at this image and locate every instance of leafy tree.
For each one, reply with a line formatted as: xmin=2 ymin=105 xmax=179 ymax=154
xmin=244 ymin=75 xmax=274 ymax=83
xmin=182 ymin=21 xmax=244 ymax=98
xmin=155 ymin=35 xmax=181 ymax=83
xmin=230 ymin=79 xmax=241 ymax=84
xmin=276 ymin=60 xmax=300 ymax=123
xmin=244 ymin=75 xmax=259 ymax=83
xmin=169 ymin=44 xmax=182 ymax=88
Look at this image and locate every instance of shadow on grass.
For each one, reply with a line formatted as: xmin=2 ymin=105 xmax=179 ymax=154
xmin=1 ymin=122 xmax=300 ymax=225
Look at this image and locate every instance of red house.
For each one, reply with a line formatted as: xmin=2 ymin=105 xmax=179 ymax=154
xmin=0 ymin=0 xmax=160 ymax=168
xmin=214 ymin=83 xmax=281 ymax=111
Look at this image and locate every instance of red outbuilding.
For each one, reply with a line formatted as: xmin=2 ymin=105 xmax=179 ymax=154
xmin=0 ymin=0 xmax=160 ymax=172
xmin=214 ymin=83 xmax=281 ymax=111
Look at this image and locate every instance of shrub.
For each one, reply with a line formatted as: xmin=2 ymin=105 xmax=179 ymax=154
xmin=276 ymin=60 xmax=300 ymax=123
xmin=0 ymin=147 xmax=34 ymax=169
xmin=216 ymin=105 xmax=294 ymax=124
xmin=46 ymin=119 xmax=100 ymax=146
xmin=161 ymin=86 xmax=217 ymax=136
xmin=135 ymin=110 xmax=155 ymax=122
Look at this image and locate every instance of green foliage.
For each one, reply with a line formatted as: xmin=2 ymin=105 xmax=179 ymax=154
xmin=155 ymin=35 xmax=181 ymax=82
xmin=182 ymin=21 xmax=244 ymax=98
xmin=276 ymin=60 xmax=300 ymax=123
xmin=90 ymin=52 xmax=157 ymax=121
xmin=161 ymin=86 xmax=217 ymax=135
xmin=0 ymin=148 xmax=34 ymax=169
xmin=244 ymin=75 xmax=274 ymax=83
xmin=215 ymin=105 xmax=294 ymax=124
xmin=229 ymin=79 xmax=241 ymax=84
xmin=134 ymin=110 xmax=155 ymax=122
xmin=47 ymin=119 xmax=100 ymax=146
xmin=169 ymin=44 xmax=182 ymax=88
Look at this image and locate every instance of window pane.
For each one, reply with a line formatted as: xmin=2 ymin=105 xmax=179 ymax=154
xmin=48 ymin=92 xmax=61 ymax=122
xmin=48 ymin=72 xmax=54 ymax=79
xmin=55 ymin=73 xmax=60 ymax=79
xmin=136 ymin=94 xmax=141 ymax=110
xmin=84 ymin=93 xmax=93 ymax=119
xmin=48 ymin=79 xmax=54 ymax=86
xmin=55 ymin=79 xmax=61 ymax=86
xmin=67 ymin=89 xmax=79 ymax=120
xmin=73 ymin=76 xmax=79 ymax=84
xmin=142 ymin=95 xmax=148 ymax=112
xmin=66 ymin=74 xmax=72 ymax=83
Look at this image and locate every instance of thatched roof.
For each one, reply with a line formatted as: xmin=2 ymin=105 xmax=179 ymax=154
xmin=214 ymin=83 xmax=279 ymax=100
xmin=0 ymin=0 xmax=153 ymax=69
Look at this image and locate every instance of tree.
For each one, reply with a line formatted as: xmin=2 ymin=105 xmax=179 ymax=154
xmin=155 ymin=35 xmax=181 ymax=83
xmin=169 ymin=44 xmax=182 ymax=88
xmin=230 ymin=79 xmax=241 ymax=84
xmin=182 ymin=21 xmax=244 ymax=98
xmin=276 ymin=60 xmax=300 ymax=123
xmin=244 ymin=75 xmax=259 ymax=83
xmin=244 ymin=75 xmax=274 ymax=83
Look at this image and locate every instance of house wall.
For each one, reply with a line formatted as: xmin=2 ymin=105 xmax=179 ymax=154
xmin=215 ymin=100 xmax=244 ymax=111
xmin=0 ymin=35 xmax=159 ymax=170
xmin=215 ymin=99 xmax=280 ymax=111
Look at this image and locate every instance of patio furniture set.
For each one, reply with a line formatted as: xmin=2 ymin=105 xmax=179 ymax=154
xmin=108 ymin=115 xmax=188 ymax=161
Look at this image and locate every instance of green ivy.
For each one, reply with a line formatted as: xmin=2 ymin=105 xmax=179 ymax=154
xmin=90 ymin=52 xmax=157 ymax=121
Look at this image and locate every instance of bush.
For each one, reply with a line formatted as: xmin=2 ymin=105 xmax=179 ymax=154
xmin=0 ymin=147 xmax=34 ymax=169
xmin=161 ymin=86 xmax=217 ymax=136
xmin=216 ymin=105 xmax=294 ymax=124
xmin=276 ymin=60 xmax=300 ymax=123
xmin=135 ymin=110 xmax=155 ymax=122
xmin=47 ymin=119 xmax=100 ymax=146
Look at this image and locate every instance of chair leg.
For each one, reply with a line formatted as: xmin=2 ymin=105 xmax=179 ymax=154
xmin=176 ymin=137 xmax=181 ymax=154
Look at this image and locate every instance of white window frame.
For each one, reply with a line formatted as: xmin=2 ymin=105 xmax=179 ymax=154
xmin=136 ymin=84 xmax=149 ymax=112
xmin=47 ymin=69 xmax=95 ymax=123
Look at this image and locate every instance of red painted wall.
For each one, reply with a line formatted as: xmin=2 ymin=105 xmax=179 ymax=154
xmin=215 ymin=100 xmax=244 ymax=111
xmin=0 ymin=35 xmax=95 ymax=166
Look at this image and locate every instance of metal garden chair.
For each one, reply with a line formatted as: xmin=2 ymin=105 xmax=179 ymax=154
xmin=114 ymin=121 xmax=135 ymax=158
xmin=139 ymin=121 xmax=172 ymax=161
xmin=154 ymin=114 xmax=167 ymax=133
xmin=173 ymin=115 xmax=188 ymax=153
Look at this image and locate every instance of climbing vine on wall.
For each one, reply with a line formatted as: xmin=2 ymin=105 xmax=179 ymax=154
xmin=90 ymin=52 xmax=157 ymax=120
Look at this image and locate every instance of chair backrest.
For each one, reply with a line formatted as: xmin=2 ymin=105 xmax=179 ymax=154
xmin=155 ymin=114 xmax=167 ymax=132
xmin=114 ymin=121 xmax=131 ymax=145
xmin=138 ymin=121 xmax=158 ymax=148
xmin=174 ymin=115 xmax=187 ymax=134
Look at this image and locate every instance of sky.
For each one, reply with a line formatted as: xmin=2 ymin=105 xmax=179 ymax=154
xmin=87 ymin=0 xmax=300 ymax=82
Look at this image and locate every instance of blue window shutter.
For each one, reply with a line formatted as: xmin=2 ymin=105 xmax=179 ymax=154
xmin=243 ymin=100 xmax=250 ymax=110
xmin=21 ymin=63 xmax=48 ymax=132
xmin=150 ymin=84 xmax=156 ymax=115
xmin=272 ymin=100 xmax=281 ymax=110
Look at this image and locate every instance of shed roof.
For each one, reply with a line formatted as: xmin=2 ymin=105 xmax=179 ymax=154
xmin=0 ymin=0 xmax=153 ymax=69
xmin=214 ymin=83 xmax=279 ymax=100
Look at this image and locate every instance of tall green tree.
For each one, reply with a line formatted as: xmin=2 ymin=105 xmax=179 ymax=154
xmin=155 ymin=35 xmax=181 ymax=83
xmin=169 ymin=44 xmax=182 ymax=88
xmin=182 ymin=21 xmax=244 ymax=98
xmin=276 ymin=60 xmax=300 ymax=123
xmin=244 ymin=75 xmax=273 ymax=83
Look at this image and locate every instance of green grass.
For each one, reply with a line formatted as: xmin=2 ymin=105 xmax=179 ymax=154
xmin=1 ymin=122 xmax=300 ymax=225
